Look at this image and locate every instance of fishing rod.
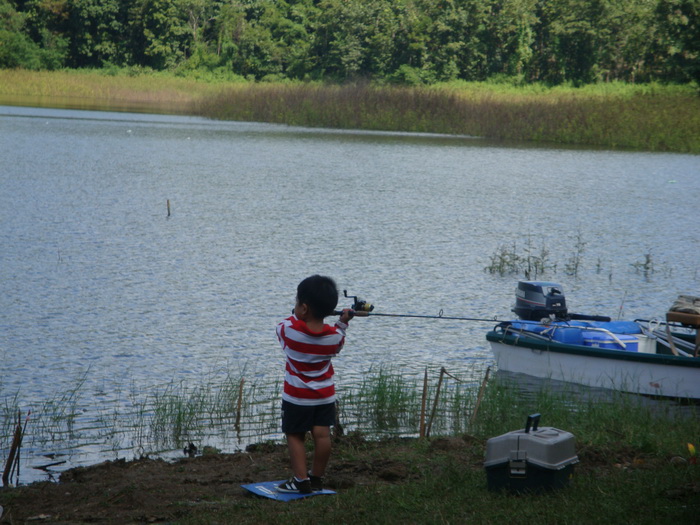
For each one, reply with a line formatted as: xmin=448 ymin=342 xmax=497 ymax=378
xmin=332 ymin=290 xmax=500 ymax=323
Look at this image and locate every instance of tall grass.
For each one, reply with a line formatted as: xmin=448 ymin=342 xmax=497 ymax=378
xmin=1 ymin=70 xmax=697 ymax=152
xmin=196 ymin=81 xmax=700 ymax=152
xmin=343 ymin=368 xmax=421 ymax=432
xmin=31 ymin=370 xmax=89 ymax=443
xmin=1 ymin=367 xmax=483 ymax=470
xmin=475 ymin=375 xmax=699 ymax=459
xmin=485 ymin=236 xmax=558 ymax=278
xmin=0 ymin=391 xmax=21 ymax=444
xmin=483 ymin=232 xmax=677 ymax=281
xmin=3 ymin=365 xmax=698 ymax=496
xmin=5 ymin=365 xmax=697 ymax=457
xmin=0 ymin=69 xmax=220 ymax=113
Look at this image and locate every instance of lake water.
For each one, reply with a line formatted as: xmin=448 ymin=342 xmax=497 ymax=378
xmin=1 ymin=105 xmax=698 ymax=483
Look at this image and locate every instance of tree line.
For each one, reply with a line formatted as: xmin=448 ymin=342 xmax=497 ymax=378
xmin=1 ymin=0 xmax=698 ymax=85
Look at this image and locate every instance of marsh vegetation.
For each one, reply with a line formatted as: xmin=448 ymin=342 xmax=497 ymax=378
xmin=2 ymin=70 xmax=699 ymax=153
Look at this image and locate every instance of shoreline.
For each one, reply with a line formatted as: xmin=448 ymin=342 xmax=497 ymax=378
xmin=2 ymin=70 xmax=698 ymax=154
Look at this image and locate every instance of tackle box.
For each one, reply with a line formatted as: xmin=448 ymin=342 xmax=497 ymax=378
xmin=484 ymin=414 xmax=578 ymax=493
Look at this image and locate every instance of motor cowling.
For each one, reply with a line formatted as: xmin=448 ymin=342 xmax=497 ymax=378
xmin=512 ymin=281 xmax=568 ymax=321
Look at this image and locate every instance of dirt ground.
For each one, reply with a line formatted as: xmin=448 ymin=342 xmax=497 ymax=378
xmin=2 ymin=434 xmax=695 ymax=524
xmin=0 ymin=434 xmax=482 ymax=524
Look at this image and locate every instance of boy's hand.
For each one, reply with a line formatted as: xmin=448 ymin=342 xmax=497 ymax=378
xmin=339 ymin=308 xmax=354 ymax=324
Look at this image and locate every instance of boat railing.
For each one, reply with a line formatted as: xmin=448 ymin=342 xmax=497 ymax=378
xmin=499 ymin=319 xmax=699 ymax=358
xmin=650 ymin=328 xmax=695 ymax=358
xmin=500 ymin=321 xmax=631 ymax=347
xmin=499 ymin=323 xmax=551 ymax=343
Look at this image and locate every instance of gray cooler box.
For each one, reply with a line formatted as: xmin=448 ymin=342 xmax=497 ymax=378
xmin=484 ymin=414 xmax=578 ymax=493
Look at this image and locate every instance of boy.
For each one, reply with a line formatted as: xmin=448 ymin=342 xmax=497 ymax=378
xmin=275 ymin=275 xmax=353 ymax=494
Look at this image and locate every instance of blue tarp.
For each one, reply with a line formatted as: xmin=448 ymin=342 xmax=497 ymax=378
xmin=241 ymin=480 xmax=337 ymax=501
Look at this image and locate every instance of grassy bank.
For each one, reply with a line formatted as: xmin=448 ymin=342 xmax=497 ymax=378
xmin=1 ymin=69 xmax=698 ymax=152
xmin=167 ymin=375 xmax=700 ymax=524
xmin=2 ymin=370 xmax=698 ymax=523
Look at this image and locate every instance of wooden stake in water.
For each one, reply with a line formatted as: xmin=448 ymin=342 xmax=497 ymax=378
xmin=426 ymin=367 xmax=446 ymax=438
xmin=167 ymin=199 xmax=171 ymax=218
xmin=235 ymin=378 xmax=244 ymax=434
xmin=2 ymin=411 xmax=22 ymax=487
xmin=419 ymin=368 xmax=428 ymax=438
xmin=469 ymin=367 xmax=491 ymax=429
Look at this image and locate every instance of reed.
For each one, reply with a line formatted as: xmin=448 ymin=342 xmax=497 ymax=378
xmin=1 ymin=366 xmax=483 ymax=470
xmin=483 ymin=232 xmax=674 ymax=282
xmin=343 ymin=368 xmax=421 ymax=432
xmin=523 ymin=235 xmax=555 ymax=279
xmin=484 ymin=236 xmax=557 ymax=278
xmin=196 ymin=81 xmax=700 ymax=153
xmin=145 ymin=369 xmax=254 ymax=449
xmin=31 ymin=370 xmax=88 ymax=443
xmin=337 ymin=367 xmax=484 ymax=437
xmin=632 ymin=250 xmax=656 ymax=278
xmin=484 ymin=243 xmax=522 ymax=276
xmin=150 ymin=381 xmax=207 ymax=448
xmin=0 ymin=391 xmax=20 ymax=444
xmin=0 ymin=69 xmax=220 ymax=113
xmin=565 ymin=230 xmax=587 ymax=277
xmin=2 ymin=70 xmax=697 ymax=152
xmin=3 ymin=363 xmax=698 ymax=486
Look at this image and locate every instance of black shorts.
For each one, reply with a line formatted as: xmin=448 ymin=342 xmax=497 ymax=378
xmin=282 ymin=400 xmax=335 ymax=434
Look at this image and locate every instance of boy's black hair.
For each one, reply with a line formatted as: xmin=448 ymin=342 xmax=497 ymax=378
xmin=297 ymin=275 xmax=339 ymax=319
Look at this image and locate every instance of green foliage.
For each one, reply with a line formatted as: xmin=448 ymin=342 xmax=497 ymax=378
xmin=1 ymin=0 xmax=698 ymax=85
xmin=0 ymin=0 xmax=68 ymax=69
xmin=67 ymin=0 xmax=127 ymax=67
xmin=129 ymin=0 xmax=191 ymax=69
xmin=655 ymin=0 xmax=700 ymax=84
xmin=387 ymin=64 xmax=431 ymax=86
xmin=0 ymin=28 xmax=41 ymax=69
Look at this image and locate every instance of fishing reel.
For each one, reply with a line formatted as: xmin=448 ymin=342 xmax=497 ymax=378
xmin=293 ymin=289 xmax=374 ymax=317
xmin=342 ymin=290 xmax=374 ymax=313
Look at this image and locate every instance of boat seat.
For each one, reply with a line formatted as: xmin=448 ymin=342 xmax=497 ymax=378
xmin=665 ymin=311 xmax=700 ymax=357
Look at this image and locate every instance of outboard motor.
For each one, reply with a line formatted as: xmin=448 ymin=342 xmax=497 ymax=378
xmin=513 ymin=281 xmax=568 ymax=321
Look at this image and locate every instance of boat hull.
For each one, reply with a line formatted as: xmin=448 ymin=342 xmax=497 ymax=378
xmin=487 ymin=331 xmax=700 ymax=400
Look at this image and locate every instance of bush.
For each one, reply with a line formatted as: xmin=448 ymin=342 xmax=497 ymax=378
xmin=0 ymin=30 xmax=42 ymax=69
xmin=388 ymin=65 xmax=434 ymax=86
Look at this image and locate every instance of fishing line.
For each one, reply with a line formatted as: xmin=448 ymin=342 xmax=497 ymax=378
xmin=333 ymin=309 xmax=500 ymax=323
xmin=332 ymin=290 xmax=500 ymax=323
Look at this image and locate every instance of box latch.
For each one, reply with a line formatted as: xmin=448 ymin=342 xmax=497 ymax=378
xmin=509 ymin=450 xmax=527 ymax=477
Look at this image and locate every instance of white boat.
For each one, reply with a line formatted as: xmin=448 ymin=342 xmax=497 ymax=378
xmin=486 ymin=282 xmax=700 ymax=400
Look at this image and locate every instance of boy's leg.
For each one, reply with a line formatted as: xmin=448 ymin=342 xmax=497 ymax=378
xmin=285 ymin=432 xmax=308 ymax=480
xmin=310 ymin=425 xmax=331 ymax=477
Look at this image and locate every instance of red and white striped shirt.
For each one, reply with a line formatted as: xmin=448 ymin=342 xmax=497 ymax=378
xmin=277 ymin=315 xmax=347 ymax=406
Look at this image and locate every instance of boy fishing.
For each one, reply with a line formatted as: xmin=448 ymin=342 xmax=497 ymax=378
xmin=275 ymin=275 xmax=354 ymax=494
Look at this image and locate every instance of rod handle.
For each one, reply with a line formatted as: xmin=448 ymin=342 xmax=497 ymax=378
xmin=333 ymin=310 xmax=369 ymax=317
